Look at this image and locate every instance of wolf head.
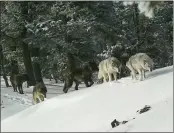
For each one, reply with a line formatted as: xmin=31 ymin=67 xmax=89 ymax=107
xmin=143 ymin=60 xmax=154 ymax=72
xmin=111 ymin=60 xmax=121 ymax=73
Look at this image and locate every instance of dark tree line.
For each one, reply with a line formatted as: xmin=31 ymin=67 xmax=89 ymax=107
xmin=0 ymin=1 xmax=173 ymax=87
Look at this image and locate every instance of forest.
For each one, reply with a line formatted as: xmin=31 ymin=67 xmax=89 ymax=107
xmin=0 ymin=1 xmax=173 ymax=89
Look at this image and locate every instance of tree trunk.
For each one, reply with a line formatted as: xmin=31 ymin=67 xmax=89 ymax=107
xmin=21 ymin=42 xmax=36 ymax=86
xmin=67 ymin=52 xmax=76 ymax=72
xmin=10 ymin=60 xmax=19 ymax=74
xmin=20 ymin=2 xmax=36 ymax=86
xmin=33 ymin=62 xmax=43 ymax=83
xmin=31 ymin=47 xmax=44 ymax=83
xmin=2 ymin=74 xmax=10 ymax=87
xmin=0 ymin=45 xmax=11 ymax=87
xmin=133 ymin=2 xmax=140 ymax=52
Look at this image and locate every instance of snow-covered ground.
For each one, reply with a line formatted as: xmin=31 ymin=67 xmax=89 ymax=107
xmin=1 ymin=78 xmax=87 ymax=120
xmin=1 ymin=66 xmax=173 ymax=132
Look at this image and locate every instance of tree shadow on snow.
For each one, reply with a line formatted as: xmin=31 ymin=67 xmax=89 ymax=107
xmin=45 ymin=84 xmax=64 ymax=87
xmin=45 ymin=83 xmax=87 ymax=89
xmin=147 ymin=67 xmax=173 ymax=80
xmin=25 ymin=91 xmax=63 ymax=95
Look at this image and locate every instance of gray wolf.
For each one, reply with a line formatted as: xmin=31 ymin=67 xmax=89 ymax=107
xmin=33 ymin=82 xmax=47 ymax=104
xmin=98 ymin=57 xmax=121 ymax=82
xmin=126 ymin=53 xmax=154 ymax=81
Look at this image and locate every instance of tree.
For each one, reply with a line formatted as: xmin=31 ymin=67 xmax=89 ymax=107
xmin=1 ymin=1 xmax=172 ymax=84
xmin=1 ymin=2 xmax=36 ymax=85
xmin=0 ymin=44 xmax=11 ymax=87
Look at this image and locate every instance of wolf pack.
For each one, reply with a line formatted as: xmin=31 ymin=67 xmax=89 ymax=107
xmin=9 ymin=52 xmax=154 ymax=104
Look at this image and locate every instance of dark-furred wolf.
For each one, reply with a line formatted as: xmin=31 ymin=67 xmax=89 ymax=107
xmin=63 ymin=61 xmax=98 ymax=93
xmin=126 ymin=53 xmax=154 ymax=81
xmin=10 ymin=73 xmax=29 ymax=94
xmin=98 ymin=57 xmax=121 ymax=82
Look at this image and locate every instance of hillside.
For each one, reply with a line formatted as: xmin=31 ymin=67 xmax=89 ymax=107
xmin=1 ymin=66 xmax=173 ymax=132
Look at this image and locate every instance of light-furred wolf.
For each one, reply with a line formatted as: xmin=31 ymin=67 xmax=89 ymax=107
xmin=98 ymin=57 xmax=121 ymax=82
xmin=33 ymin=82 xmax=47 ymax=104
xmin=126 ymin=53 xmax=154 ymax=81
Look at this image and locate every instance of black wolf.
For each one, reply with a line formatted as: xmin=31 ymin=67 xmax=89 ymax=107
xmin=10 ymin=73 xmax=29 ymax=94
xmin=63 ymin=61 xmax=98 ymax=93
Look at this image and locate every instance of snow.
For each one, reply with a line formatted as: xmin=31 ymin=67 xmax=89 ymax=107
xmin=1 ymin=66 xmax=173 ymax=132
xmin=42 ymin=27 xmax=48 ymax=31
xmin=123 ymin=1 xmax=157 ymax=18
xmin=138 ymin=2 xmax=154 ymax=18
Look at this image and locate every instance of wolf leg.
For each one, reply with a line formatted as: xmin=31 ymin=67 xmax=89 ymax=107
xmin=15 ymin=85 xmax=18 ymax=92
xmin=86 ymin=75 xmax=94 ymax=86
xmin=12 ymin=83 xmax=17 ymax=92
xmin=20 ymin=84 xmax=24 ymax=94
xmin=74 ymin=79 xmax=80 ymax=90
xmin=18 ymin=85 xmax=22 ymax=94
xmin=38 ymin=94 xmax=44 ymax=102
xmin=137 ymin=69 xmax=143 ymax=81
xmin=108 ymin=73 xmax=112 ymax=82
xmin=89 ymin=79 xmax=94 ymax=86
xmin=63 ymin=81 xmax=69 ymax=93
xmin=36 ymin=98 xmax=40 ymax=104
xmin=33 ymin=94 xmax=39 ymax=104
xmin=18 ymin=84 xmax=24 ymax=94
xmin=17 ymin=85 xmax=20 ymax=93
xmin=131 ymin=70 xmax=137 ymax=81
xmin=17 ymin=85 xmax=21 ymax=94
xmin=131 ymin=72 xmax=134 ymax=79
xmin=142 ymin=69 xmax=146 ymax=80
xmin=102 ymin=74 xmax=107 ymax=82
xmin=113 ymin=73 xmax=117 ymax=81
xmin=63 ymin=75 xmax=73 ymax=93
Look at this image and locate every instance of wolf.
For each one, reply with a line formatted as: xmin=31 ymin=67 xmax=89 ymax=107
xmin=10 ymin=73 xmax=29 ymax=94
xmin=98 ymin=57 xmax=121 ymax=82
xmin=63 ymin=61 xmax=99 ymax=93
xmin=33 ymin=82 xmax=47 ymax=104
xmin=49 ymin=73 xmax=58 ymax=83
xmin=49 ymin=67 xmax=58 ymax=83
xmin=126 ymin=53 xmax=154 ymax=81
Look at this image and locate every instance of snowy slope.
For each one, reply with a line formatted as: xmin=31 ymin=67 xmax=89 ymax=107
xmin=1 ymin=66 xmax=173 ymax=132
xmin=1 ymin=78 xmax=87 ymax=120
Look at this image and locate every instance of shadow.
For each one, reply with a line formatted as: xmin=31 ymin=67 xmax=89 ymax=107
xmin=45 ymin=83 xmax=87 ymax=89
xmin=25 ymin=91 xmax=63 ymax=95
xmin=45 ymin=84 xmax=64 ymax=87
xmin=47 ymin=92 xmax=64 ymax=95
xmin=147 ymin=67 xmax=173 ymax=79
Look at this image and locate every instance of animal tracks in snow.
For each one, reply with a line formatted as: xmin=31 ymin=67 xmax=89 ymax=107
xmin=2 ymin=93 xmax=33 ymax=106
